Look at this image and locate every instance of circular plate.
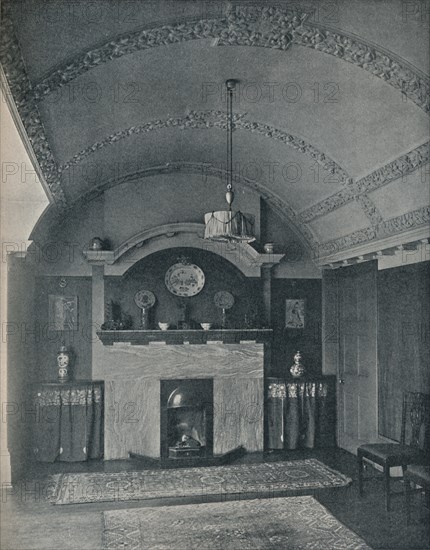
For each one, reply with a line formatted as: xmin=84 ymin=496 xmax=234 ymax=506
xmin=134 ymin=289 xmax=156 ymax=309
xmin=165 ymin=263 xmax=205 ymax=297
xmin=214 ymin=291 xmax=235 ymax=309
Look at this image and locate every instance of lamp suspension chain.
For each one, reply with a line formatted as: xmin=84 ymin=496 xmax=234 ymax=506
xmin=229 ymin=84 xmax=233 ymax=201
xmin=226 ymin=79 xmax=236 ymax=212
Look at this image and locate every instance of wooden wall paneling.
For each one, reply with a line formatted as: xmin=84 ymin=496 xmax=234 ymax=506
xmin=378 ymin=262 xmax=430 ymax=440
xmin=322 ymin=269 xmax=339 ymax=376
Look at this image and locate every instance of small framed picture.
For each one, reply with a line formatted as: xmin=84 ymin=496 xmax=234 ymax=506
xmin=285 ymin=299 xmax=305 ymax=329
xmin=48 ymin=295 xmax=78 ymax=331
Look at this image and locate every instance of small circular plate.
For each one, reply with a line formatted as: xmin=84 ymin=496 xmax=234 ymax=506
xmin=214 ymin=291 xmax=235 ymax=310
xmin=134 ymin=290 xmax=156 ymax=309
xmin=165 ymin=263 xmax=205 ymax=297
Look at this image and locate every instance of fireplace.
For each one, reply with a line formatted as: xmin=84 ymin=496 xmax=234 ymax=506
xmin=95 ymin=337 xmax=266 ymax=460
xmin=160 ymin=379 xmax=213 ymax=460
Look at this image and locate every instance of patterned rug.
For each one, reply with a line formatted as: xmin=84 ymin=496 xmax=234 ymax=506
xmin=52 ymin=458 xmax=351 ymax=505
xmin=102 ymin=496 xmax=372 ymax=549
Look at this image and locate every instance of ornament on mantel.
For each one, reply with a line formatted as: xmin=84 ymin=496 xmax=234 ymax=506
xmin=290 ymin=351 xmax=305 ymax=378
xmin=88 ymin=237 xmax=105 ymax=251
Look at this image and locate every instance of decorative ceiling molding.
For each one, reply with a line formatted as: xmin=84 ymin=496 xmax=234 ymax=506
xmin=0 ymin=4 xmax=66 ymax=207
xmin=318 ymin=227 xmax=377 ymax=257
xmin=355 ymin=142 xmax=429 ymax=194
xmin=68 ymin=160 xmax=318 ymax=252
xmin=4 ymin=6 xmax=424 ymax=113
xmin=318 ymin=204 xmax=430 ymax=257
xmin=58 ymin=110 xmax=348 ymax=183
xmin=317 ymin=230 xmax=429 ymax=267
xmin=355 ymin=194 xmax=384 ymax=227
xmin=378 ymin=204 xmax=430 ymax=238
xmin=299 ymin=142 xmax=429 ymax=223
xmin=29 ymin=6 xmax=310 ymax=99
xmin=293 ymin=24 xmax=429 ymax=113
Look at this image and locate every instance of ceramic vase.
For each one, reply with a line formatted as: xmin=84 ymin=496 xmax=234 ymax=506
xmin=290 ymin=350 xmax=305 ymax=378
xmin=89 ymin=237 xmax=104 ymax=251
xmin=57 ymin=345 xmax=70 ymax=382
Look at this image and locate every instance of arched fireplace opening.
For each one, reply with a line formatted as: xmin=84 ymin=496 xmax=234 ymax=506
xmin=160 ymin=379 xmax=213 ymax=460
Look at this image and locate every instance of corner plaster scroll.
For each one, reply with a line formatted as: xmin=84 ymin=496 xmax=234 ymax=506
xmin=318 ymin=205 xmax=430 ymax=257
xmin=14 ymin=6 xmax=428 ymax=114
xmin=58 ymin=110 xmax=348 ymax=183
xmin=299 ymin=142 xmax=429 ymax=223
xmin=0 ymin=5 xmax=66 ymax=206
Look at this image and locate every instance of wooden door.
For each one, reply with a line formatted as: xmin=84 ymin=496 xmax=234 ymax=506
xmin=337 ymin=261 xmax=378 ymax=454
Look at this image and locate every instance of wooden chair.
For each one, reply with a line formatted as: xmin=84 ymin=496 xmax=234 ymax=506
xmin=404 ymin=464 xmax=430 ymax=524
xmin=357 ymin=391 xmax=430 ymax=511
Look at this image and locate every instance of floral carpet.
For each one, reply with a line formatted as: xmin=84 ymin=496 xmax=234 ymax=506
xmin=52 ymin=458 xmax=351 ymax=505
xmin=102 ymin=495 xmax=372 ymax=549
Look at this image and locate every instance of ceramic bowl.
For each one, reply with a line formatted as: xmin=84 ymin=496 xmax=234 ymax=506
xmin=200 ymin=323 xmax=212 ymax=331
xmin=158 ymin=322 xmax=170 ymax=331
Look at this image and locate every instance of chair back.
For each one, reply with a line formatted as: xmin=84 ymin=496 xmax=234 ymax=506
xmin=400 ymin=392 xmax=430 ymax=451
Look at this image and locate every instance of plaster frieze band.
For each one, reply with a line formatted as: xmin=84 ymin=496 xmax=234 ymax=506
xmin=355 ymin=194 xmax=384 ymax=227
xmin=293 ymin=25 xmax=429 ymax=113
xmin=0 ymin=5 xmax=66 ymax=206
xmin=355 ymin=142 xmax=429 ymax=194
xmin=29 ymin=6 xmax=309 ymax=99
xmin=299 ymin=142 xmax=429 ymax=223
xmin=58 ymin=110 xmax=348 ymax=183
xmin=16 ymin=7 xmax=428 ymax=113
xmin=318 ymin=205 xmax=430 ymax=257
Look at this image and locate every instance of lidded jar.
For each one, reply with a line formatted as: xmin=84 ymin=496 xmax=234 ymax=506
xmin=290 ymin=350 xmax=305 ymax=378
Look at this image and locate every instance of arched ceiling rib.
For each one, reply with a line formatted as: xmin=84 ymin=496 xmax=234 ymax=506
xmin=21 ymin=8 xmax=430 ymax=113
xmin=58 ymin=111 xmax=349 ymax=181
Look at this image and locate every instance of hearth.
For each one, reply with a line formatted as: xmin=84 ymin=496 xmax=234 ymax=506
xmin=160 ymin=379 xmax=213 ymax=460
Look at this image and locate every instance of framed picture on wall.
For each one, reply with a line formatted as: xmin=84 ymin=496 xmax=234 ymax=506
xmin=48 ymin=295 xmax=78 ymax=331
xmin=285 ymin=299 xmax=305 ymax=329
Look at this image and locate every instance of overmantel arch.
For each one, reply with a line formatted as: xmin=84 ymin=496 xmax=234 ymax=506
xmin=83 ymin=222 xmax=284 ymax=277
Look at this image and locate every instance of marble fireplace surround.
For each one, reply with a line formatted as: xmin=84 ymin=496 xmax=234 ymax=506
xmin=94 ymin=337 xmax=267 ymax=460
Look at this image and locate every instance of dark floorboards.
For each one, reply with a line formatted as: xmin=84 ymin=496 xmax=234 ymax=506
xmin=1 ymin=448 xmax=429 ymax=549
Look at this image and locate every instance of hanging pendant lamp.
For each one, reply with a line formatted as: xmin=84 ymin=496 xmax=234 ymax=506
xmin=204 ymin=79 xmax=255 ymax=243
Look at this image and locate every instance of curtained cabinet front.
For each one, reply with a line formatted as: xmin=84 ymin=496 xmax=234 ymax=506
xmin=266 ymin=376 xmax=336 ymax=450
xmin=31 ymin=381 xmax=104 ymax=462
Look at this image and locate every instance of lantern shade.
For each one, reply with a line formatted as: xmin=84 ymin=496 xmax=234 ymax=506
xmin=204 ymin=210 xmax=255 ymax=243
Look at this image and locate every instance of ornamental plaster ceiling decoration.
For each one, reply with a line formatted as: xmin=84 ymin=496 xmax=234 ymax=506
xmin=0 ymin=0 xmax=429 ymax=264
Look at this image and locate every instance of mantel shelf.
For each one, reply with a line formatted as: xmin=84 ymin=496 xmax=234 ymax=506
xmin=97 ymin=329 xmax=273 ymax=346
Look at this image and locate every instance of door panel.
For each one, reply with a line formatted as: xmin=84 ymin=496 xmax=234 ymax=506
xmin=337 ymin=261 xmax=378 ymax=453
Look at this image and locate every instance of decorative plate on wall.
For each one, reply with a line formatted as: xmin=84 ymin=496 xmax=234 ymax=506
xmin=134 ymin=289 xmax=156 ymax=309
xmin=214 ymin=290 xmax=235 ymax=309
xmin=165 ymin=263 xmax=205 ymax=297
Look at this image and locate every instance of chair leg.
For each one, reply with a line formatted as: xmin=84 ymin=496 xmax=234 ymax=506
xmin=358 ymin=453 xmax=364 ymax=497
xmin=385 ymin=466 xmax=391 ymax=512
xmin=405 ymin=478 xmax=411 ymax=524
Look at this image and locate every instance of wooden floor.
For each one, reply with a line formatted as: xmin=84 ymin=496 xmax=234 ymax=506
xmin=1 ymin=448 xmax=429 ymax=550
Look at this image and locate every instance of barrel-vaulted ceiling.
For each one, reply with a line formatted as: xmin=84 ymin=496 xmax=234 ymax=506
xmin=1 ymin=0 xmax=429 ymax=263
